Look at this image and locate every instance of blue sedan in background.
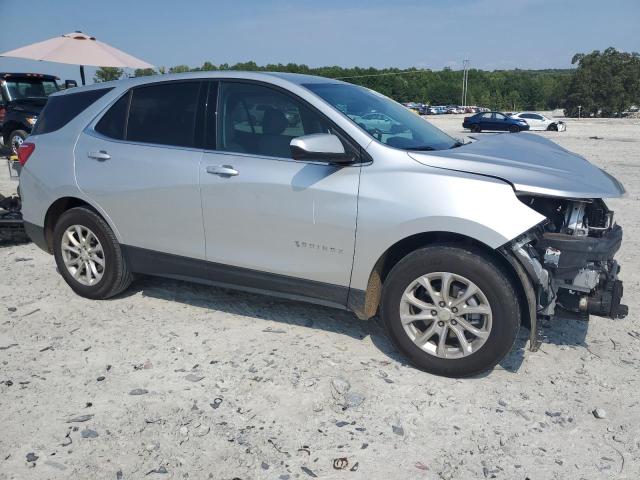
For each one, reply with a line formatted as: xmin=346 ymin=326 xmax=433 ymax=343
xmin=463 ymin=111 xmax=530 ymax=133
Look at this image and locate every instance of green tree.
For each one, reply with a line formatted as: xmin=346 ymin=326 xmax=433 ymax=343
xmin=169 ymin=65 xmax=190 ymax=74
xmin=200 ymin=61 xmax=217 ymax=71
xmin=134 ymin=68 xmax=156 ymax=77
xmin=564 ymin=48 xmax=640 ymax=117
xmin=94 ymin=67 xmax=124 ymax=82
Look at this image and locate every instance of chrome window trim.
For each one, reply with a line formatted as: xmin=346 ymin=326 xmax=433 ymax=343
xmin=85 ymin=127 xmax=205 ymax=154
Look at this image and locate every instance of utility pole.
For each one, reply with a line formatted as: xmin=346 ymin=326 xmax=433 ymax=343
xmin=461 ymin=58 xmax=470 ymax=107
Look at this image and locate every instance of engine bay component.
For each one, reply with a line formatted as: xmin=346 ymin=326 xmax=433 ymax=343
xmin=511 ymin=196 xmax=628 ymax=339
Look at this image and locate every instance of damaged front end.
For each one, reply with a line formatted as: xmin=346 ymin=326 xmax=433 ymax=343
xmin=502 ymin=196 xmax=627 ymax=350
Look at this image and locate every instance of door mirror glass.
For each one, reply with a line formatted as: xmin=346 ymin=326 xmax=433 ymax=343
xmin=64 ymin=79 xmax=78 ymax=89
xmin=290 ymin=133 xmax=350 ymax=163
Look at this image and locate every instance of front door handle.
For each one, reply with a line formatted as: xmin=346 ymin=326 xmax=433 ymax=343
xmin=206 ymin=165 xmax=239 ymax=177
xmin=88 ymin=150 xmax=111 ymax=161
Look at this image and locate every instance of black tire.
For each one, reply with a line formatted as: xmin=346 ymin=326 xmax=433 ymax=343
xmin=9 ymin=129 xmax=28 ymax=156
xmin=53 ymin=207 xmax=132 ymax=299
xmin=509 ymin=125 xmax=520 ymax=133
xmin=470 ymin=125 xmax=481 ymax=133
xmin=547 ymin=123 xmax=558 ymax=131
xmin=380 ymin=245 xmax=520 ymax=378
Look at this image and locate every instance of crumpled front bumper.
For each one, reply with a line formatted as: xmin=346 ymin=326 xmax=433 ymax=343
xmin=536 ymin=224 xmax=627 ymax=319
xmin=503 ymin=223 xmax=627 ymax=350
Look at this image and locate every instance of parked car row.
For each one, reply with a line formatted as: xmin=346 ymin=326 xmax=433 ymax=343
xmin=403 ymin=103 xmax=490 ymax=115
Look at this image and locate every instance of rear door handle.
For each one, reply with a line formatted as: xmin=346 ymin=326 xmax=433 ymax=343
xmin=88 ymin=150 xmax=111 ymax=161
xmin=206 ymin=165 xmax=238 ymax=177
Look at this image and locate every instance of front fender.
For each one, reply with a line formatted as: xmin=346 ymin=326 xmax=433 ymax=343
xmin=350 ymin=145 xmax=545 ymax=291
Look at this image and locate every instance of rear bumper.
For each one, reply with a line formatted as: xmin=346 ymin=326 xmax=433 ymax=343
xmin=23 ymin=221 xmax=49 ymax=252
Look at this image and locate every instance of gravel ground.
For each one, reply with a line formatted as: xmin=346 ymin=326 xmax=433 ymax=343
xmin=1 ymin=115 xmax=639 ymax=480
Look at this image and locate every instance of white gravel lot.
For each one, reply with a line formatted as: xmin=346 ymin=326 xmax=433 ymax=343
xmin=1 ymin=115 xmax=639 ymax=480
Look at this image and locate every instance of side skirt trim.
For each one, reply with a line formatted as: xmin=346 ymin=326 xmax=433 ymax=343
xmin=121 ymin=245 xmax=350 ymax=310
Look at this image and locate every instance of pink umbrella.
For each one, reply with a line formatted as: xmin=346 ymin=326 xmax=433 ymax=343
xmin=0 ymin=31 xmax=154 ymax=84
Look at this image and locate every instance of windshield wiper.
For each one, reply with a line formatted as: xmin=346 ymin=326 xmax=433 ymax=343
xmin=404 ymin=145 xmax=436 ymax=151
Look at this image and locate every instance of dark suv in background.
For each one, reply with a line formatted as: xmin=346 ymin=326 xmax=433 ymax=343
xmin=0 ymin=73 xmax=76 ymax=155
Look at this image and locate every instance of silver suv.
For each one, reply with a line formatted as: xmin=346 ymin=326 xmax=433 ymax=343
xmin=17 ymin=72 xmax=627 ymax=377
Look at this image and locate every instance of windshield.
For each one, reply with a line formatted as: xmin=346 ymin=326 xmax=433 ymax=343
xmin=5 ymin=78 xmax=59 ymax=101
xmin=303 ymin=83 xmax=458 ymax=151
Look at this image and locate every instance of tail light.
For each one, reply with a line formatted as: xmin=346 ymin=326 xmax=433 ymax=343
xmin=17 ymin=142 xmax=36 ymax=166
xmin=0 ymin=106 xmax=5 ymax=123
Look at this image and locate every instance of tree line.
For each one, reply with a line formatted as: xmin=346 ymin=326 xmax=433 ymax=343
xmin=94 ymin=48 xmax=640 ymax=117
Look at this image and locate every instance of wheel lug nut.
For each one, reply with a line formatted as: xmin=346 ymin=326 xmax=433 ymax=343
xmin=431 ymin=310 xmax=438 ymax=316
xmin=451 ymin=307 xmax=458 ymax=313
xmin=438 ymin=301 xmax=445 ymax=307
xmin=437 ymin=321 xmax=445 ymax=327
xmin=451 ymin=319 xmax=457 ymax=325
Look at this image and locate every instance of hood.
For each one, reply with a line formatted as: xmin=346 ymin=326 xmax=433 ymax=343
xmin=409 ymin=133 xmax=625 ymax=198
xmin=7 ymin=97 xmax=47 ymax=115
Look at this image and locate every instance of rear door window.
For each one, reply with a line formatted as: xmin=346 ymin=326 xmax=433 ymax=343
xmin=32 ymin=88 xmax=112 ymax=135
xmin=126 ymin=81 xmax=201 ymax=148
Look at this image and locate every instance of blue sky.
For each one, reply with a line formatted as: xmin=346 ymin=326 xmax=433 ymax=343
xmin=1 ymin=0 xmax=638 ymax=83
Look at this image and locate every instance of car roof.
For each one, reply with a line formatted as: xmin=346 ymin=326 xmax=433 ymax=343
xmin=50 ymin=71 xmax=350 ymax=97
xmin=1 ymin=72 xmax=59 ymax=81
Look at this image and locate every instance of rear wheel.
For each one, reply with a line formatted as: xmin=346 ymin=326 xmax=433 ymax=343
xmin=470 ymin=125 xmax=481 ymax=133
xmin=53 ymin=207 xmax=132 ymax=299
xmin=9 ymin=130 xmax=28 ymax=156
xmin=380 ymin=245 xmax=520 ymax=377
xmin=509 ymin=125 xmax=520 ymax=133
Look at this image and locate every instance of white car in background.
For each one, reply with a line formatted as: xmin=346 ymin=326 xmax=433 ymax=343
xmin=510 ymin=112 xmax=566 ymax=131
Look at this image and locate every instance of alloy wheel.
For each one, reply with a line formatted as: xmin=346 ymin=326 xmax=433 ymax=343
xmin=60 ymin=225 xmax=105 ymax=286
xmin=399 ymin=272 xmax=492 ymax=359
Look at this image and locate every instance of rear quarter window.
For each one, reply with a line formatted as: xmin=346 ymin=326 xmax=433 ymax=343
xmin=32 ymin=88 xmax=112 ymax=135
xmin=95 ymin=92 xmax=130 ymax=140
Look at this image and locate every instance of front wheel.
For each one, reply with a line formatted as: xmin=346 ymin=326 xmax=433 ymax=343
xmin=53 ymin=207 xmax=132 ymax=299
xmin=380 ymin=246 xmax=520 ymax=377
xmin=547 ymin=123 xmax=558 ymax=131
xmin=509 ymin=125 xmax=520 ymax=133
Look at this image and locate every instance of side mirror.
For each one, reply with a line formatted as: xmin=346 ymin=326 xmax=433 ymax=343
xmin=290 ymin=133 xmax=352 ymax=164
xmin=64 ymin=79 xmax=78 ymax=89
